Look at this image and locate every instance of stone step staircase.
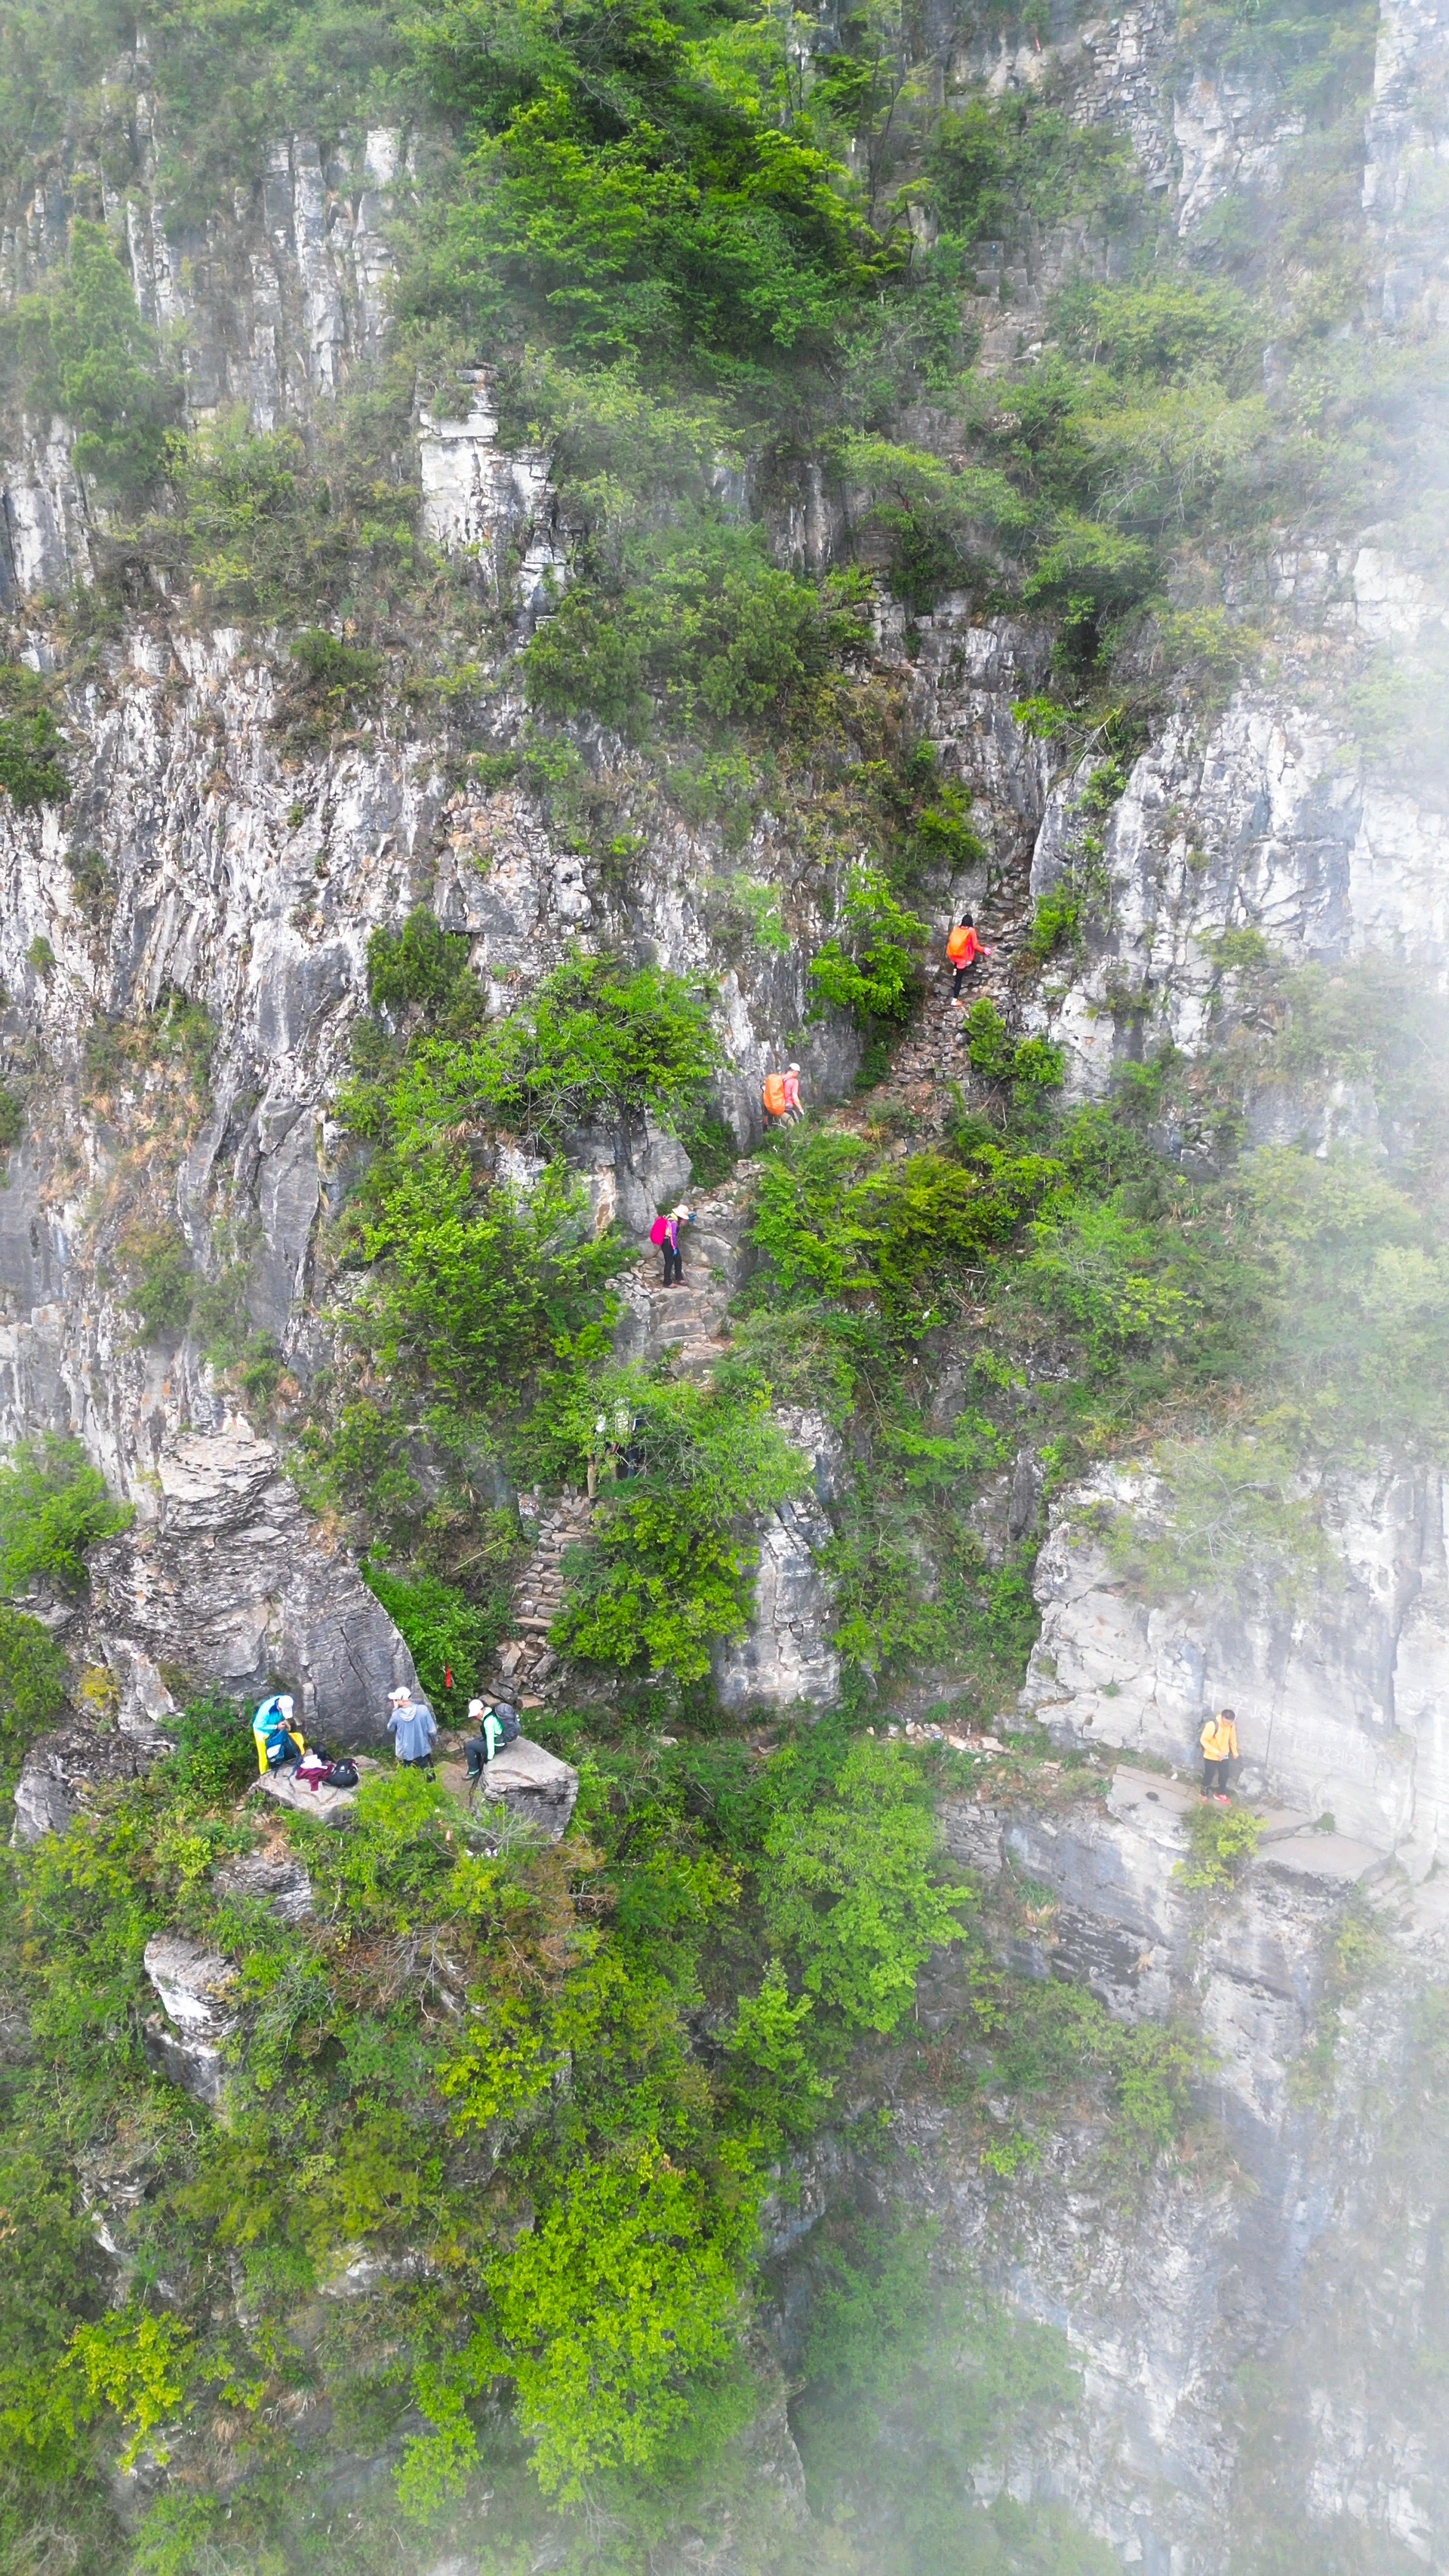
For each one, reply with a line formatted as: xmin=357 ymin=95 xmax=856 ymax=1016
xmin=488 ymin=1489 xmax=595 ymax=1703
xmin=614 ymin=1163 xmax=760 ymax=1375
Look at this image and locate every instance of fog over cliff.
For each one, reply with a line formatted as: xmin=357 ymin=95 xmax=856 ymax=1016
xmin=0 ymin=0 xmax=1447 ymax=2571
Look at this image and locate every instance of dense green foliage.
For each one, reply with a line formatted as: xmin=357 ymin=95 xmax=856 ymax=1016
xmin=552 ymin=1372 xmax=808 ymax=1678
xmin=0 ymin=1605 xmax=69 ymax=1771
xmin=0 ymin=666 xmax=68 ymax=808
xmin=3 ymin=1697 xmax=1173 ymax=2562
xmin=2 ymin=222 xmax=171 ymax=497
xmin=0 ymin=0 xmax=1432 ymax=2566
xmin=0 ymin=1439 xmax=132 ymax=1594
xmin=361 ymin=1554 xmax=515 ymax=1707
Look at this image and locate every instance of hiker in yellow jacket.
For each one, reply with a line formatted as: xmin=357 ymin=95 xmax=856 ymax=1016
xmin=1200 ymin=1707 xmax=1238 ymax=1802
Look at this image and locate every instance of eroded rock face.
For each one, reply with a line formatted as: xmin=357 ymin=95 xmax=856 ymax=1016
xmin=715 ymin=1493 xmax=840 ymax=1712
xmin=13 ymin=1713 xmax=174 ymax=1845
xmin=88 ymin=1430 xmax=417 ymax=1747
xmin=142 ymin=1932 xmax=239 ymax=2108
xmin=1023 ymin=1462 xmax=1449 ymax=1877
xmin=474 ymin=1736 xmax=579 ymax=1841
xmin=214 ymin=1851 xmax=313 ymax=1922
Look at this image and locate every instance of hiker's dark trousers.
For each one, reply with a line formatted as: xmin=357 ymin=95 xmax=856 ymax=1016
xmin=952 ymin=963 xmax=979 ymax=999
xmin=1202 ymin=1758 xmax=1230 ymax=1793
xmin=660 ymin=1246 xmax=683 ymax=1284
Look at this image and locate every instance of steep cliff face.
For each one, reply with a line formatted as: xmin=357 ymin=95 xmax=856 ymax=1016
xmin=4 ymin=1 xmax=1449 ymax=2569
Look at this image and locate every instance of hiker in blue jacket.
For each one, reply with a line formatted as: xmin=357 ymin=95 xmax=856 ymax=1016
xmin=386 ymin=1683 xmax=438 ymax=1773
xmin=252 ymin=1692 xmax=304 ymax=1777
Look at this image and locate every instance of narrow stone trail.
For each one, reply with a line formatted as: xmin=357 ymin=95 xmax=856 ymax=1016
xmin=484 ymin=890 xmax=1034 ymax=1703
xmin=851 ymin=888 xmax=1035 ymax=1132
xmin=484 ymin=1168 xmax=761 ymax=1701
xmin=486 ymin=1491 xmax=594 ymax=1707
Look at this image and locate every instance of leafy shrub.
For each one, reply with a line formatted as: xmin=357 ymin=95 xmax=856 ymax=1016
xmin=165 ymin=1691 xmax=255 ymax=1801
xmin=926 ymin=94 xmax=1135 ymax=243
xmin=119 ymin=1225 xmax=194 ymax=1343
xmin=809 ymin=864 xmax=930 ymax=1025
xmin=289 ymin=626 xmax=386 ymax=712
xmin=0 ymin=1084 xmax=23 ymax=1151
xmin=1 ymin=221 xmax=173 ymax=499
xmin=962 ymin=999 xmax=1064 ymax=1091
xmin=751 ymin=1125 xmax=1058 ymax=1332
xmin=760 ymin=1737 xmax=968 ymax=2031
xmin=1059 ymin=276 xmax=1257 ymax=384
xmin=0 ymin=1605 xmax=69 ymax=1761
xmin=1106 ymin=1438 xmax=1329 ymax=1603
xmin=0 ymin=1438 xmax=132 ymax=1593
xmin=1177 ymin=1802 xmax=1263 ymax=1890
xmin=363 ymin=1556 xmax=514 ymax=1707
xmin=1023 ymin=883 xmax=1082 ymax=963
xmin=367 ymin=906 xmax=475 ymax=1019
xmin=524 ymin=534 xmax=867 ymax=737
xmin=1010 ymin=1193 xmax=1198 ymax=1370
xmin=367 ymin=949 xmax=719 ymax=1152
xmin=836 ymin=435 xmax=1026 ymax=611
xmin=25 ymin=935 xmax=54 ymax=977
xmin=347 ymin=1157 xmax=621 ymax=1417
xmin=485 ymin=2143 xmax=751 ymax=2497
xmin=168 ymin=401 xmax=424 ymax=621
xmin=552 ymin=1377 xmax=808 ymax=1680
xmin=406 ymin=11 xmax=875 ymax=379
xmin=0 ymin=667 xmax=67 ymax=808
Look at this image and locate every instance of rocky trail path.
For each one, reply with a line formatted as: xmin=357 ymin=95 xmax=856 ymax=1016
xmin=481 ymin=905 xmax=1033 ymax=1706
xmin=483 ymin=1490 xmax=593 ymax=1708
xmin=482 ymin=1168 xmax=761 ymax=1702
xmin=879 ymin=901 xmax=1034 ymax=1127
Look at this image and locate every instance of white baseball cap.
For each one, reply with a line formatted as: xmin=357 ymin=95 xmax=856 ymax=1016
xmin=388 ymin=1685 xmax=411 ymax=1704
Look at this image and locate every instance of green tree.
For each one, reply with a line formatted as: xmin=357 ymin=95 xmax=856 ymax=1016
xmin=0 ymin=1439 xmax=132 ymax=1594
xmin=760 ymin=1737 xmax=968 ymax=2030
xmin=4 ymin=222 xmax=172 ymax=499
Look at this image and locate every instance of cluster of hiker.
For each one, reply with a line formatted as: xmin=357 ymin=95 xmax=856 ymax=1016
xmin=250 ymin=1685 xmax=524 ymax=1799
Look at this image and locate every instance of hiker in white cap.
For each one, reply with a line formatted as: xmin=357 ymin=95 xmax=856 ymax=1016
xmin=782 ymin=1063 xmax=804 ymax=1122
xmin=386 ymin=1681 xmax=438 ymax=1772
xmin=656 ymin=1203 xmax=693 ymax=1288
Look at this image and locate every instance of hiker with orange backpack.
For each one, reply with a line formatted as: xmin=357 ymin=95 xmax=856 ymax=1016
xmin=946 ymin=914 xmax=990 ymax=1000
xmin=781 ymin=1063 xmax=804 ymax=1122
xmin=763 ymin=1067 xmax=789 ymax=1127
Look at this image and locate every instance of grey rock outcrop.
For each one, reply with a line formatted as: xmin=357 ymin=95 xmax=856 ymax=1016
xmin=13 ymin=1712 xmax=174 ymax=1844
xmin=882 ymin=1754 xmax=1435 ymax=2569
xmin=1023 ymin=1460 xmax=1449 ymax=1877
xmin=473 ymin=1736 xmax=578 ymax=1841
xmin=142 ymin=1932 xmax=239 ymax=2108
xmin=213 ymin=1851 xmax=313 ymax=1922
xmin=715 ymin=1493 xmax=840 ymax=1712
xmin=88 ymin=1430 xmax=416 ymax=1747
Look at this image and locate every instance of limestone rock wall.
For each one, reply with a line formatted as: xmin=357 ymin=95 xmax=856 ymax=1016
xmin=1023 ymin=1460 xmax=1449 ymax=1879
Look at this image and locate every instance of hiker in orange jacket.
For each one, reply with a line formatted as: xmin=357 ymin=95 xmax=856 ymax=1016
xmin=763 ymin=1069 xmax=789 ymax=1126
xmin=946 ymin=915 xmax=990 ymax=1001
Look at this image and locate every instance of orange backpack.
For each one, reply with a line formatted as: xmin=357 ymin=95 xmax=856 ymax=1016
xmin=946 ymin=925 xmax=973 ymax=964
xmin=763 ymin=1073 xmax=788 ymax=1117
